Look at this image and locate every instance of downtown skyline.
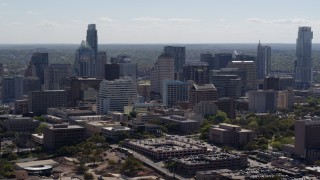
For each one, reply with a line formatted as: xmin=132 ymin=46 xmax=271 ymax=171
xmin=0 ymin=0 xmax=320 ymax=44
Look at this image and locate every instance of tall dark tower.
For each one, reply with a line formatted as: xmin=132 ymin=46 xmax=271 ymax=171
xmin=164 ymin=46 xmax=186 ymax=80
xmin=86 ymin=24 xmax=98 ymax=60
xmin=25 ymin=52 xmax=49 ymax=85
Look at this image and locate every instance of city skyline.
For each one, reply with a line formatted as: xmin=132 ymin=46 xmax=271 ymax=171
xmin=0 ymin=0 xmax=320 ymax=44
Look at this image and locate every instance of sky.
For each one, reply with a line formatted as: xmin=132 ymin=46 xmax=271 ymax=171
xmin=0 ymin=0 xmax=320 ymax=44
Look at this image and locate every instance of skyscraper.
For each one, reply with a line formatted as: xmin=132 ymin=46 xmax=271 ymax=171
xmin=74 ymin=41 xmax=94 ymax=77
xmin=183 ymin=61 xmax=210 ymax=84
xmin=25 ymin=52 xmax=49 ymax=85
xmin=86 ymin=24 xmax=98 ymax=60
xmin=256 ymin=41 xmax=271 ymax=80
xmin=227 ymin=61 xmax=257 ymax=90
xmin=294 ymin=27 xmax=313 ymax=89
xmin=2 ymin=76 xmax=23 ymax=103
xmin=164 ymin=46 xmax=186 ymax=80
xmin=44 ymin=64 xmax=72 ymax=90
xmin=162 ymin=80 xmax=189 ymax=108
xmin=95 ymin=51 xmax=107 ymax=79
xmin=150 ymin=53 xmax=174 ymax=99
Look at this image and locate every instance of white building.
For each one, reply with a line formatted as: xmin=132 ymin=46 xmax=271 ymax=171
xmin=162 ymin=80 xmax=189 ymax=108
xmin=96 ymin=77 xmax=138 ymax=114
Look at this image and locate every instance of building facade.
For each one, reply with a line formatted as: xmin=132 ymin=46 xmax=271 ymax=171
xmin=189 ymin=83 xmax=218 ymax=108
xmin=162 ymin=80 xmax=189 ymax=108
xmin=256 ymin=41 xmax=271 ymax=80
xmin=183 ymin=61 xmax=210 ymax=84
xmin=164 ymin=46 xmax=186 ymax=80
xmin=44 ymin=64 xmax=72 ymax=90
xmin=294 ymin=27 xmax=313 ymax=89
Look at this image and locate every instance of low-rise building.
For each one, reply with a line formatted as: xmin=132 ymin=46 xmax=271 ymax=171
xmin=160 ymin=115 xmax=200 ymax=133
xmin=209 ymin=123 xmax=255 ymax=147
xmin=101 ymin=126 xmax=133 ymax=141
xmin=31 ymin=133 xmax=44 ymax=145
xmin=124 ymin=138 xmax=207 ymax=160
xmin=43 ymin=124 xmax=85 ymax=150
xmin=3 ymin=117 xmax=40 ymax=132
xmin=84 ymin=121 xmax=120 ymax=136
xmin=173 ymin=153 xmax=248 ymax=175
xmin=47 ymin=107 xmax=96 ymax=119
xmin=14 ymin=99 xmax=29 ymax=115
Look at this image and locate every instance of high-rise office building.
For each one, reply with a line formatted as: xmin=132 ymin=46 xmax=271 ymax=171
xmin=227 ymin=61 xmax=257 ymax=90
xmin=86 ymin=24 xmax=98 ymax=60
xmin=162 ymin=80 xmax=189 ymax=108
xmin=2 ymin=76 xmax=23 ymax=103
xmin=211 ymin=74 xmax=241 ymax=99
xmin=294 ymin=117 xmax=320 ymax=161
xmin=44 ymin=64 xmax=72 ymax=90
xmin=96 ymin=51 xmax=107 ymax=79
xmin=200 ymin=52 xmax=214 ymax=70
xmin=248 ymin=90 xmax=278 ymax=113
xmin=23 ymin=77 xmax=41 ymax=95
xmin=294 ymin=27 xmax=313 ymax=89
xmin=25 ymin=52 xmax=49 ymax=85
xmin=105 ymin=64 xmax=120 ymax=81
xmin=256 ymin=41 xmax=271 ymax=80
xmin=183 ymin=61 xmax=210 ymax=84
xmin=189 ymin=83 xmax=218 ymax=108
xmin=164 ymin=46 xmax=186 ymax=80
xmin=96 ymin=77 xmax=138 ymax=114
xmin=214 ymin=53 xmax=233 ymax=70
xmin=28 ymin=90 xmax=67 ymax=115
xmin=264 ymin=75 xmax=294 ymax=91
xmin=150 ymin=54 xmax=174 ymax=99
xmin=74 ymin=41 xmax=94 ymax=77
xmin=216 ymin=97 xmax=236 ymax=119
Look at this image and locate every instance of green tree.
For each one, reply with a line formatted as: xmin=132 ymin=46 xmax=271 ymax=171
xmin=120 ymin=157 xmax=142 ymax=176
xmin=84 ymin=173 xmax=94 ymax=180
xmin=35 ymin=123 xmax=47 ymax=133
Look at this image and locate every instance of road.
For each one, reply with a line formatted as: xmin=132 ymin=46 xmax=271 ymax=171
xmin=111 ymin=144 xmax=190 ymax=180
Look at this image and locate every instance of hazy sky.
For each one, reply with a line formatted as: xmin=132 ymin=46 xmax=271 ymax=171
xmin=0 ymin=0 xmax=319 ymax=44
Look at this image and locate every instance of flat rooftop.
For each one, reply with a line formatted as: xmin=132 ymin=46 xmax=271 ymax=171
xmin=175 ymin=153 xmax=243 ymax=165
xmin=16 ymin=159 xmax=58 ymax=168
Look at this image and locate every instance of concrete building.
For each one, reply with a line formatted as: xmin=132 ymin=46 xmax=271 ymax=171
xmin=84 ymin=121 xmax=120 ymax=136
xmin=248 ymin=90 xmax=278 ymax=113
xmin=211 ymin=74 xmax=241 ymax=99
xmin=28 ymin=90 xmax=67 ymax=115
xmin=173 ymin=153 xmax=248 ymax=175
xmin=61 ymin=77 xmax=102 ymax=106
xmin=138 ymin=81 xmax=151 ymax=102
xmin=294 ymin=118 xmax=320 ymax=161
xmin=163 ymin=46 xmax=185 ymax=80
xmin=211 ymin=68 xmax=246 ymax=95
xmin=150 ymin=54 xmax=174 ymax=99
xmin=214 ymin=53 xmax=233 ymax=70
xmin=43 ymin=123 xmax=85 ymax=150
xmin=200 ymin=52 xmax=214 ymax=70
xmin=294 ymin=27 xmax=313 ymax=89
xmin=14 ymin=99 xmax=29 ymax=114
xmin=160 ymin=115 xmax=200 ymax=133
xmin=44 ymin=64 xmax=72 ymax=90
xmin=264 ymin=75 xmax=294 ymax=91
xmin=162 ymin=80 xmax=189 ymax=108
xmin=193 ymin=101 xmax=218 ymax=116
xmin=189 ymin=83 xmax=218 ymax=108
xmin=47 ymin=107 xmax=96 ymax=119
xmin=227 ymin=61 xmax=257 ymax=90
xmin=24 ymin=52 xmax=49 ymax=85
xmin=277 ymin=90 xmax=294 ymax=111
xmin=3 ymin=117 xmax=39 ymax=132
xmin=23 ymin=77 xmax=41 ymax=95
xmin=101 ymin=126 xmax=133 ymax=141
xmin=183 ymin=61 xmax=210 ymax=84
xmin=95 ymin=51 xmax=107 ymax=79
xmin=216 ymin=97 xmax=236 ymax=119
xmin=96 ymin=77 xmax=138 ymax=114
xmin=256 ymin=41 xmax=271 ymax=80
xmin=209 ymin=123 xmax=255 ymax=147
xmin=2 ymin=76 xmax=23 ymax=103
xmin=123 ymin=138 xmax=207 ymax=160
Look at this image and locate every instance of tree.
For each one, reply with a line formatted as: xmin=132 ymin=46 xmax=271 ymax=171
xmin=120 ymin=157 xmax=142 ymax=176
xmin=35 ymin=124 xmax=47 ymax=133
xmin=84 ymin=173 xmax=94 ymax=180
xmin=76 ymin=163 xmax=88 ymax=174
xmin=7 ymin=153 xmax=18 ymax=162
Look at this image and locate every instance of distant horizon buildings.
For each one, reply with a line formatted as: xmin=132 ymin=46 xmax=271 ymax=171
xmin=294 ymin=26 xmax=313 ymax=89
